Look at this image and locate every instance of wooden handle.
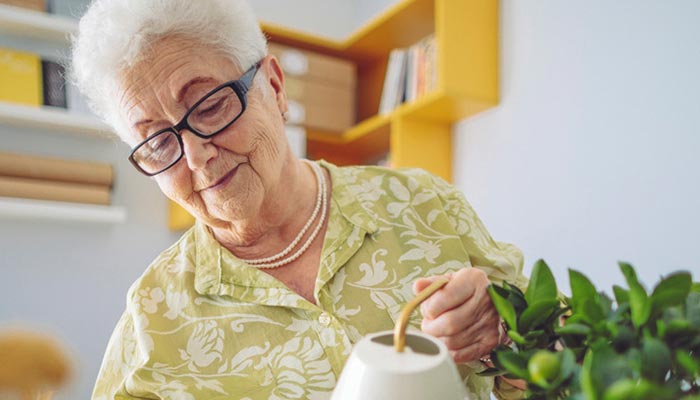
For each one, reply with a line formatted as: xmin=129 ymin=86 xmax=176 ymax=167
xmin=394 ymin=277 xmax=449 ymax=353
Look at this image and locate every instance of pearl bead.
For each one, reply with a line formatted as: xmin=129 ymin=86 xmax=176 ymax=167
xmin=241 ymin=160 xmax=327 ymax=269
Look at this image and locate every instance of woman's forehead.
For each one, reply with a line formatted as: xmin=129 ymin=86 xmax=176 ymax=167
xmin=123 ymin=37 xmax=238 ymax=96
xmin=118 ymin=37 xmax=242 ymax=127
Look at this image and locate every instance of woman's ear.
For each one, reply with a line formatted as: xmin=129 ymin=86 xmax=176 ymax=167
xmin=262 ymin=54 xmax=288 ymax=115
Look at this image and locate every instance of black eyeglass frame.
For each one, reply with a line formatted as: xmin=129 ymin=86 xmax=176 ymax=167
xmin=128 ymin=61 xmax=262 ymax=176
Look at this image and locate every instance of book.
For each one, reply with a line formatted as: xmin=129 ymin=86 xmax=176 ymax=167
xmin=378 ymin=48 xmax=407 ymax=115
xmin=0 ymin=152 xmax=113 ymax=187
xmin=0 ymin=176 xmax=111 ymax=205
xmin=41 ymin=59 xmax=67 ymax=108
xmin=379 ymin=34 xmax=437 ymax=114
xmin=0 ymin=47 xmax=42 ymax=106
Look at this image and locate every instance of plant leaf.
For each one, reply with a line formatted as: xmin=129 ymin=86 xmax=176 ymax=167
xmin=488 ymin=285 xmax=517 ymax=331
xmin=494 ymin=351 xmax=529 ymax=380
xmin=525 ymin=259 xmax=558 ymax=305
xmin=476 ymin=367 xmax=506 ymax=377
xmin=505 ymin=282 xmax=528 ymax=313
xmin=652 ymin=271 xmax=692 ymax=297
xmin=651 ymin=272 xmax=692 ymax=312
xmin=687 ymin=292 xmax=700 ymax=328
xmin=507 ymin=330 xmax=534 ymax=346
xmin=580 ymin=348 xmax=599 ymax=400
xmin=611 ymin=325 xmax=635 ymax=353
xmin=675 ymin=351 xmax=699 ymax=377
xmin=519 ymin=299 xmax=560 ymax=332
xmin=619 ymin=262 xmax=640 ymax=287
xmin=584 ymin=342 xmax=638 ymax=400
xmin=555 ymin=323 xmax=591 ymax=336
xmin=612 ymin=285 xmax=629 ymax=305
xmin=569 ymin=269 xmax=598 ymax=310
xmin=602 ymin=379 xmax=637 ymax=400
xmin=641 ymin=337 xmax=672 ymax=383
xmin=580 ymin=297 xmax=606 ymax=324
xmin=619 ymin=262 xmax=651 ymax=327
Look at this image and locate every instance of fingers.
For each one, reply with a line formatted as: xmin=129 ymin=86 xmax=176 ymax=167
xmin=421 ymin=294 xmax=499 ymax=337
xmin=421 ymin=286 xmax=489 ymax=336
xmin=420 ymin=268 xmax=489 ymax=320
xmin=437 ymin=312 xmax=500 ymax=352
xmin=449 ymin=337 xmax=498 ymax=364
xmin=413 ymin=267 xmax=502 ymax=364
xmin=435 ymin=311 xmax=500 ymax=364
xmin=412 ymin=273 xmax=453 ymax=295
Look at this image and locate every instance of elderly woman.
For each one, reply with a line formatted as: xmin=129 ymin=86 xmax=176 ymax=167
xmin=72 ymin=1 xmax=527 ymax=399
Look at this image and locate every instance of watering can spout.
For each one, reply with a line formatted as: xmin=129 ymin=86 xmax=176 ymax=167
xmin=394 ymin=277 xmax=449 ymax=353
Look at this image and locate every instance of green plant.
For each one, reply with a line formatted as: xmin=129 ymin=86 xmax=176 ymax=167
xmin=482 ymin=260 xmax=700 ymax=400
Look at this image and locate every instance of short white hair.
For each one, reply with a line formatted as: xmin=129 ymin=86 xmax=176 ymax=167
xmin=70 ymin=0 xmax=268 ymax=134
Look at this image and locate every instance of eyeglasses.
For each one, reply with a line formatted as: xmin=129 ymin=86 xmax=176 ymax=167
xmin=128 ymin=61 xmax=262 ymax=176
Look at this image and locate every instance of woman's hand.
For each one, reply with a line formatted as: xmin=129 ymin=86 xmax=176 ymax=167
xmin=413 ymin=267 xmax=500 ymax=364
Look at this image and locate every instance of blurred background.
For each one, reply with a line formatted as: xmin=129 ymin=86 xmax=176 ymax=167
xmin=0 ymin=0 xmax=698 ymax=398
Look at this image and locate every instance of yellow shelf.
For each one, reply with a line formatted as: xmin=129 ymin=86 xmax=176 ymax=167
xmin=169 ymin=0 xmax=499 ymax=231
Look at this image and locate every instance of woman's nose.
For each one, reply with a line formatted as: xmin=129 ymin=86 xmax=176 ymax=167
xmin=180 ymin=130 xmax=218 ymax=171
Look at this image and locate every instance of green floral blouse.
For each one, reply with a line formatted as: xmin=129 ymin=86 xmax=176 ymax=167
xmin=93 ymin=161 xmax=528 ymax=400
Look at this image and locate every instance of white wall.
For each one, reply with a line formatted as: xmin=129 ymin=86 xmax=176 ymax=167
xmin=454 ymin=0 xmax=700 ymax=292
xmin=251 ymin=0 xmax=354 ymax=40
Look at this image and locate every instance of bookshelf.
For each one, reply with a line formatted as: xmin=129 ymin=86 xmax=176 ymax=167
xmin=0 ymin=5 xmax=124 ymax=223
xmin=264 ymin=0 xmax=498 ymax=181
xmin=170 ymin=0 xmax=499 ymax=230
xmin=0 ymin=197 xmax=126 ymax=224
xmin=0 ymin=3 xmax=77 ymax=44
xmin=0 ymin=101 xmax=114 ymax=138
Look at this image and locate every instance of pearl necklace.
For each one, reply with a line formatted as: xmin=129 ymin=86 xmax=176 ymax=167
xmin=241 ymin=160 xmax=327 ymax=269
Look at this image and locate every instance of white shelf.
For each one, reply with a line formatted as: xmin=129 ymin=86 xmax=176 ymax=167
xmin=0 ymin=4 xmax=77 ymax=44
xmin=0 ymin=197 xmax=126 ymax=224
xmin=0 ymin=102 xmax=115 ymax=139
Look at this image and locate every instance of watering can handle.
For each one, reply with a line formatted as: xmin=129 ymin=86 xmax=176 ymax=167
xmin=394 ymin=277 xmax=450 ymax=352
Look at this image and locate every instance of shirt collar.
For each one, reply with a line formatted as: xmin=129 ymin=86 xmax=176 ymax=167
xmin=193 ymin=160 xmax=378 ymax=296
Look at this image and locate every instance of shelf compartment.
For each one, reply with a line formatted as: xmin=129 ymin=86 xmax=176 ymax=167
xmin=345 ymin=0 xmax=435 ymax=59
xmin=307 ymin=115 xmax=390 ymax=166
xmin=0 ymin=101 xmax=114 ymax=138
xmin=0 ymin=197 xmax=126 ymax=224
xmin=0 ymin=4 xmax=77 ymax=44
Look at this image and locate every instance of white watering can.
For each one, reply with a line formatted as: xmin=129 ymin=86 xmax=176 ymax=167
xmin=331 ymin=278 xmax=472 ymax=400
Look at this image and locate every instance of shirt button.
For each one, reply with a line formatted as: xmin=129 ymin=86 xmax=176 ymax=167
xmin=318 ymin=312 xmax=332 ymax=327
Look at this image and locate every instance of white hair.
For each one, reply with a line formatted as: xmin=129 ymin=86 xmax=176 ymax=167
xmin=70 ymin=0 xmax=268 ymax=134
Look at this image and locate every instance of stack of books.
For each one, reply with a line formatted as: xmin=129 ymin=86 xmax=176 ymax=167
xmin=379 ymin=34 xmax=437 ymax=115
xmin=0 ymin=152 xmax=114 ymax=206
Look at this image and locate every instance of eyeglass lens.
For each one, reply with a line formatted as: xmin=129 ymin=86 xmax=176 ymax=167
xmin=132 ymin=85 xmax=243 ymax=174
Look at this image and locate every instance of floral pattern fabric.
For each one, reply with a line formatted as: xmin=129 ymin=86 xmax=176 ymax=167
xmin=93 ymin=161 xmax=528 ymax=400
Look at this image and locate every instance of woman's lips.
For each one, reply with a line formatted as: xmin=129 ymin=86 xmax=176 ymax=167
xmin=205 ymin=164 xmax=241 ymax=191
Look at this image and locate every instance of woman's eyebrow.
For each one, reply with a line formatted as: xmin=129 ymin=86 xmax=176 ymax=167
xmin=176 ymin=76 xmax=217 ymax=103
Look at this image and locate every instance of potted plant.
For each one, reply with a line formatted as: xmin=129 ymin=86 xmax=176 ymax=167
xmin=483 ymin=260 xmax=700 ymax=400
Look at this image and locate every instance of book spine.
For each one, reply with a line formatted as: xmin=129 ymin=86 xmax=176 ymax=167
xmin=0 ymin=47 xmax=42 ymax=106
xmin=0 ymin=176 xmax=111 ymax=206
xmin=0 ymin=152 xmax=113 ymax=187
xmin=41 ymin=59 xmax=67 ymax=108
xmin=379 ymin=49 xmax=407 ymax=115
